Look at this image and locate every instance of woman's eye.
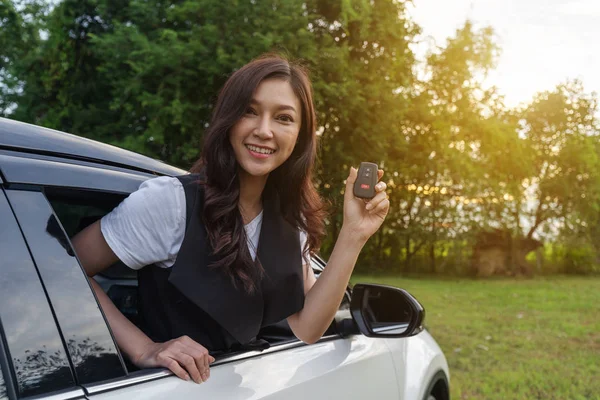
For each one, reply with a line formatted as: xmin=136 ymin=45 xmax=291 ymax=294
xmin=278 ymin=114 xmax=294 ymax=123
xmin=245 ymin=107 xmax=257 ymax=115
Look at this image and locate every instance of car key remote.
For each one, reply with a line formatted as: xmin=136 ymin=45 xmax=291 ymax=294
xmin=353 ymin=162 xmax=378 ymax=199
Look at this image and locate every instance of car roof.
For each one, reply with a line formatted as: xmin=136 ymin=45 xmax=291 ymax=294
xmin=0 ymin=117 xmax=187 ymax=176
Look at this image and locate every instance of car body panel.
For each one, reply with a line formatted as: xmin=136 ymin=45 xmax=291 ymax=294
xmin=0 ymin=117 xmax=185 ymax=176
xmin=385 ymin=331 xmax=450 ymax=400
xmin=90 ymin=336 xmax=399 ymax=400
xmin=0 ymin=153 xmax=152 ymax=194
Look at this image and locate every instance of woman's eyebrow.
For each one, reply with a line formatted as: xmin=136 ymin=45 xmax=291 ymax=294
xmin=250 ymin=99 xmax=297 ymax=113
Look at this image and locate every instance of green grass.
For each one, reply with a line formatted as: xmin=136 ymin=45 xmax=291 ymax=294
xmin=351 ymin=275 xmax=600 ymax=400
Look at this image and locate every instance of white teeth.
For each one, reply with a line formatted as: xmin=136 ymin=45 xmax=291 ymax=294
xmin=246 ymin=145 xmax=275 ymax=154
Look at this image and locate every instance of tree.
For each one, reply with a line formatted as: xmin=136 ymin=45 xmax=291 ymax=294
xmin=304 ymin=0 xmax=418 ymax=263
xmin=519 ymin=81 xmax=600 ymax=241
xmin=5 ymin=0 xmax=124 ymax=139
xmin=5 ymin=0 xmax=598 ymax=275
xmin=87 ymin=0 xmax=319 ymax=166
xmin=386 ymin=21 xmax=515 ymax=273
xmin=0 ymin=0 xmax=45 ymax=115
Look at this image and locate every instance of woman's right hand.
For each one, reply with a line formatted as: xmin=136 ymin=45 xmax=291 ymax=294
xmin=133 ymin=336 xmax=215 ymax=384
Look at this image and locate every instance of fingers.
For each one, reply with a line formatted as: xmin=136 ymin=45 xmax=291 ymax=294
xmin=366 ymin=181 xmax=388 ymax=211
xmin=372 ymin=194 xmax=390 ymax=215
xmin=377 ymin=169 xmax=384 ymax=180
xmin=203 ymin=350 xmax=210 ymax=381
xmin=179 ymin=336 xmax=213 ymax=383
xmin=154 ymin=336 xmax=213 ymax=384
xmin=156 ymin=352 xmax=191 ymax=382
xmin=178 ymin=352 xmax=202 ymax=383
xmin=182 ymin=343 xmax=210 ymax=383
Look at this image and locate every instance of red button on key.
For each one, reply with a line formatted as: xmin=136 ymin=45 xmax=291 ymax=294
xmin=361 ymin=184 xmax=370 ymax=189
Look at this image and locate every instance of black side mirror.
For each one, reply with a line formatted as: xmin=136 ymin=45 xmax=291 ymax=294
xmin=350 ymin=283 xmax=425 ymax=338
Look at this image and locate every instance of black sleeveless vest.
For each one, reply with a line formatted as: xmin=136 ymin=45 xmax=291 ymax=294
xmin=137 ymin=174 xmax=305 ymax=352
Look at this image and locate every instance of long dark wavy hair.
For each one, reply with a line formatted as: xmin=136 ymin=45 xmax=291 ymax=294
xmin=190 ymin=54 xmax=327 ymax=294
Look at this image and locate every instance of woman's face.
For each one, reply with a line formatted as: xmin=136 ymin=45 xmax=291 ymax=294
xmin=229 ymin=78 xmax=302 ymax=179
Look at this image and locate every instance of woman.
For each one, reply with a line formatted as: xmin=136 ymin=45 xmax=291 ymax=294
xmin=72 ymin=54 xmax=390 ymax=385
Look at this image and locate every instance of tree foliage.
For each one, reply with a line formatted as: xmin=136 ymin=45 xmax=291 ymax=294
xmin=2 ymin=0 xmax=599 ymax=274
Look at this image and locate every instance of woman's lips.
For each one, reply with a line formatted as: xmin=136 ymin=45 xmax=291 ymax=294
xmin=246 ymin=144 xmax=275 ymax=159
xmin=248 ymin=147 xmax=271 ymax=159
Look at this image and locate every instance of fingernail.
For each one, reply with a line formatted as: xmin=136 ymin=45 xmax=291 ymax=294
xmin=366 ymin=203 xmax=373 ymax=210
xmin=185 ymin=374 xmax=191 ymax=381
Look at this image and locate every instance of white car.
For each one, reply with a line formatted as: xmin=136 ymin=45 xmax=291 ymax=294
xmin=0 ymin=117 xmax=449 ymax=400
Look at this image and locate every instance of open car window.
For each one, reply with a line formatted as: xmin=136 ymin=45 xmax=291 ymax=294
xmin=46 ymin=188 xmax=135 ymax=281
xmin=46 ymin=187 xmax=142 ymax=330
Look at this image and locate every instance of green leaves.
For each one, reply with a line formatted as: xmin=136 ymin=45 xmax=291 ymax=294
xmin=2 ymin=0 xmax=599 ymax=274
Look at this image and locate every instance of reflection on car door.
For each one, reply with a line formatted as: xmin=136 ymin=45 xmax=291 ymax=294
xmin=0 ymin=189 xmax=80 ymax=398
xmin=89 ymin=334 xmax=400 ymax=400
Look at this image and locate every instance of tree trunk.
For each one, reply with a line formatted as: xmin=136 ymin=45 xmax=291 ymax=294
xmin=429 ymin=241 xmax=436 ymax=274
xmin=404 ymin=236 xmax=411 ymax=272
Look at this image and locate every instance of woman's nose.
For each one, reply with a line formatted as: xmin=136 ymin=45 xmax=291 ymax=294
xmin=254 ymin=117 xmax=274 ymax=139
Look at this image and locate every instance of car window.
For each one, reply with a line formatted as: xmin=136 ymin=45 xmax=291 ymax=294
xmin=0 ymin=190 xmax=76 ymax=397
xmin=6 ymin=189 xmax=127 ymax=385
xmin=45 ymin=187 xmax=125 ymax=238
xmin=45 ymin=187 xmax=147 ymax=350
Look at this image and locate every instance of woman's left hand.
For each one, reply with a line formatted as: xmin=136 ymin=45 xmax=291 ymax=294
xmin=342 ymin=167 xmax=390 ymax=243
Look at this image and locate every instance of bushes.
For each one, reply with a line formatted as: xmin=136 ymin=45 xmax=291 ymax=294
xmin=351 ymin=239 xmax=600 ymax=276
xmin=545 ymin=241 xmax=600 ymax=275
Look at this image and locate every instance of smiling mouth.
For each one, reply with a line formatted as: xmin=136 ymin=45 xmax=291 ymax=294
xmin=245 ymin=144 xmax=276 ymax=155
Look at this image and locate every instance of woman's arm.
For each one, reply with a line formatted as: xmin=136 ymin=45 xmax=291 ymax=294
xmin=72 ymin=220 xmax=213 ymax=383
xmin=287 ymin=167 xmax=389 ymax=343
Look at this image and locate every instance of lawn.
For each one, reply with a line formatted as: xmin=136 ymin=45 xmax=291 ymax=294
xmin=350 ymin=275 xmax=600 ymax=400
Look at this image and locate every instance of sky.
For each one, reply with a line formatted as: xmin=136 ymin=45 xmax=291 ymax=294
xmin=407 ymin=0 xmax=600 ymax=107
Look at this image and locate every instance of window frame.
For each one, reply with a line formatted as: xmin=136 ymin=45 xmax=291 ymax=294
xmin=0 ymin=152 xmax=153 ymax=195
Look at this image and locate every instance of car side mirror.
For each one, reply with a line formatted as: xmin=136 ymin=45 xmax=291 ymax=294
xmin=350 ymin=283 xmax=425 ymax=338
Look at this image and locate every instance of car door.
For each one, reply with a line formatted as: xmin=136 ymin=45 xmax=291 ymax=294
xmin=88 ymin=333 xmax=400 ymax=400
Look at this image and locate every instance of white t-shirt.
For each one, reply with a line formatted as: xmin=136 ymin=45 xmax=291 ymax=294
xmin=100 ymin=176 xmax=308 ymax=270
